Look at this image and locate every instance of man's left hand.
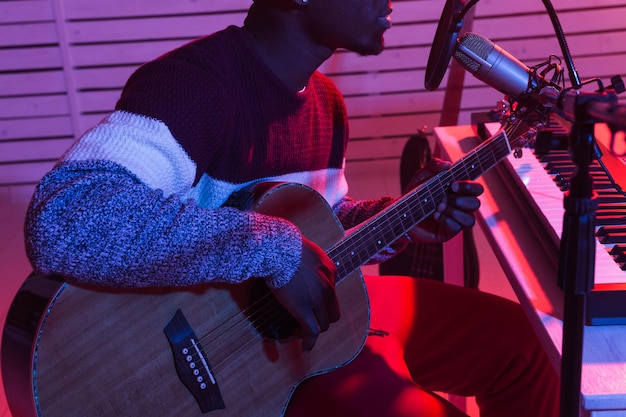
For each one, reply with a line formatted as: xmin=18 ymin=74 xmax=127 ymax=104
xmin=404 ymin=158 xmax=484 ymax=243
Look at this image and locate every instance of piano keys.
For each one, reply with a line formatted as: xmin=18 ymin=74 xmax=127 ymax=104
xmin=486 ymin=119 xmax=626 ymax=325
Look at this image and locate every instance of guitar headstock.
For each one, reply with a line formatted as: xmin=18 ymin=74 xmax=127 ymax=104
xmin=488 ymin=55 xmax=565 ymax=157
xmin=483 ymin=72 xmax=568 ymax=159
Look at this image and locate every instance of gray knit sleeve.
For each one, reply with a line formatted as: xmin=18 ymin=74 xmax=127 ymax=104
xmin=24 ymin=160 xmax=302 ymax=289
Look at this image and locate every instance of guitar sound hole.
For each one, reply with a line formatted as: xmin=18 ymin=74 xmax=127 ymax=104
xmin=247 ymin=280 xmax=299 ymax=341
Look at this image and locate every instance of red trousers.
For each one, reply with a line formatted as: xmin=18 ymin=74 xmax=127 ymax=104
xmin=286 ymin=275 xmax=560 ymax=417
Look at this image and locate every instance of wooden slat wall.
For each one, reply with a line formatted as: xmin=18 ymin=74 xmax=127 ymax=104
xmin=1 ymin=0 xmax=625 ymax=201
xmin=0 ymin=0 xmax=70 ymax=201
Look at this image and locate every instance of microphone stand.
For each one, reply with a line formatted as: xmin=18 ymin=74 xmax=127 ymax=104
xmin=555 ymin=88 xmax=623 ymax=417
xmin=557 ymin=111 xmax=596 ymax=417
xmin=531 ymin=2 xmax=625 ymax=415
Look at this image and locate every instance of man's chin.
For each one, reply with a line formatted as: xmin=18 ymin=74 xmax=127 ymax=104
xmin=354 ymin=40 xmax=385 ymax=57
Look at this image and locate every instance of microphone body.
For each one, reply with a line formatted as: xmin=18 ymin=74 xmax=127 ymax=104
xmin=454 ymin=32 xmax=542 ymax=98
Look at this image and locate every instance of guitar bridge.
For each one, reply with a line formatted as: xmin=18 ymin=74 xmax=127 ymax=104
xmin=164 ymin=309 xmax=225 ymax=413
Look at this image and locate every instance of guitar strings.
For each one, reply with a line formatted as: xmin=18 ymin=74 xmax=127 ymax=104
xmin=179 ymin=281 xmax=330 ymax=379
xmin=210 ymin=301 xmax=308 ymax=376
xmin=180 ymin=281 xmax=308 ymax=370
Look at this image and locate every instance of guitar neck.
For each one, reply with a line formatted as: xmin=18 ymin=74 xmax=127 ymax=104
xmin=329 ymin=129 xmax=511 ymax=280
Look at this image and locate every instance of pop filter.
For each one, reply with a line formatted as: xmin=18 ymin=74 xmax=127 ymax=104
xmin=424 ymin=0 xmax=467 ymax=91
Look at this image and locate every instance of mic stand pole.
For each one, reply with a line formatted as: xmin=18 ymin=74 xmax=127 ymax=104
xmin=558 ymin=120 xmax=596 ymax=417
xmin=557 ymin=92 xmax=609 ymax=417
xmin=555 ymin=86 xmax=623 ymax=417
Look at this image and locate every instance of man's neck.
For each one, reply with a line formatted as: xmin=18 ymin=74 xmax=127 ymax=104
xmin=242 ymin=8 xmax=334 ymax=92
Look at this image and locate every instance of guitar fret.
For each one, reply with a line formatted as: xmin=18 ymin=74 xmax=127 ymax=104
xmin=464 ymin=153 xmax=481 ymax=179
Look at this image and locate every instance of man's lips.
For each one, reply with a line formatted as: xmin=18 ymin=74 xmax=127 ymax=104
xmin=379 ymin=8 xmax=393 ymax=29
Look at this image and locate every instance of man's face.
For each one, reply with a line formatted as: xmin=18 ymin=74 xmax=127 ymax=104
xmin=303 ymin=0 xmax=393 ymax=56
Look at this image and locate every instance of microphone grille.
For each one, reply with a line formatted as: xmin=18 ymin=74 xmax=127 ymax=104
xmin=453 ymin=32 xmax=495 ymax=74
xmin=454 ymin=50 xmax=480 ymax=73
xmin=458 ymin=32 xmax=494 ymax=59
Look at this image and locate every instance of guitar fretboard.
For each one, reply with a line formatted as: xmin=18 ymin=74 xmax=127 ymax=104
xmin=328 ymin=130 xmax=511 ymax=280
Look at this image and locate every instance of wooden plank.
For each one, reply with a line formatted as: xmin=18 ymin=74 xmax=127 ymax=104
xmin=345 ymin=137 xmax=409 ymax=161
xmin=0 ymin=22 xmax=58 ymax=48
xmin=321 ymin=46 xmax=430 ymax=75
xmin=459 ymin=86 xmax=504 ymax=112
xmin=61 ymin=0 xmax=252 ymax=20
xmin=567 ymin=30 xmax=626 ymax=57
xmin=65 ymin=13 xmax=245 ymax=44
xmin=345 ymin=90 xmax=445 ymax=117
xmin=474 ymin=0 xmax=626 ymax=17
xmin=0 ymin=95 xmax=70 ymax=119
xmin=68 ymin=40 xmax=190 ymax=67
xmin=390 ymin=4 xmax=626 ymax=48
xmin=378 ymin=22 xmax=438 ymax=48
xmin=73 ymin=66 xmax=136 ymax=90
xmin=0 ymin=116 xmax=74 ymax=141
xmin=0 ymin=138 xmax=75 ymax=163
xmin=474 ymin=7 xmax=626 ymax=40
xmin=0 ymin=161 xmax=56 ymax=185
xmin=567 ymin=52 xmax=626 ymax=81
xmin=0 ymin=71 xmax=66 ymax=96
xmin=386 ymin=0 xmax=464 ymax=25
xmin=334 ymin=69 xmax=436 ymax=96
xmin=0 ymin=47 xmax=62 ymax=72
xmin=557 ymin=7 xmax=626 ymax=35
xmin=349 ymin=112 xmax=443 ymax=140
xmin=76 ymin=90 xmax=119 ymax=113
xmin=0 ymin=0 xmax=54 ymax=24
xmin=0 ymin=183 xmax=37 ymax=203
xmin=345 ymin=158 xmax=400 ymax=200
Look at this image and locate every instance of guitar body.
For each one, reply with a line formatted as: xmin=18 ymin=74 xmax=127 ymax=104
xmin=2 ymin=183 xmax=370 ymax=417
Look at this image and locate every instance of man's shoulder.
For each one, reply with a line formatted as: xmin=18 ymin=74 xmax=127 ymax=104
xmin=311 ymin=71 xmax=343 ymax=100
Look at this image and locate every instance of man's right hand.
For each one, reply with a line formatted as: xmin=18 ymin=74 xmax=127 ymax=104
xmin=270 ymin=236 xmax=340 ymax=352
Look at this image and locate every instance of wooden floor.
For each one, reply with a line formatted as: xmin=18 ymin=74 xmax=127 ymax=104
xmin=0 ymin=169 xmax=514 ymax=416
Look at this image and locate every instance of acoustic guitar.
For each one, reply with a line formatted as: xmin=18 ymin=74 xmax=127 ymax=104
xmin=2 ymin=122 xmax=536 ymax=417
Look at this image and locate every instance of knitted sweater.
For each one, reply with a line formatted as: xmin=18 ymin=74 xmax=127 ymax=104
xmin=24 ymin=26 xmax=401 ymax=289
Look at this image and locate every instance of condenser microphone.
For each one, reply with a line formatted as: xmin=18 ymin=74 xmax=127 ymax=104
xmin=453 ymin=32 xmax=547 ymax=99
